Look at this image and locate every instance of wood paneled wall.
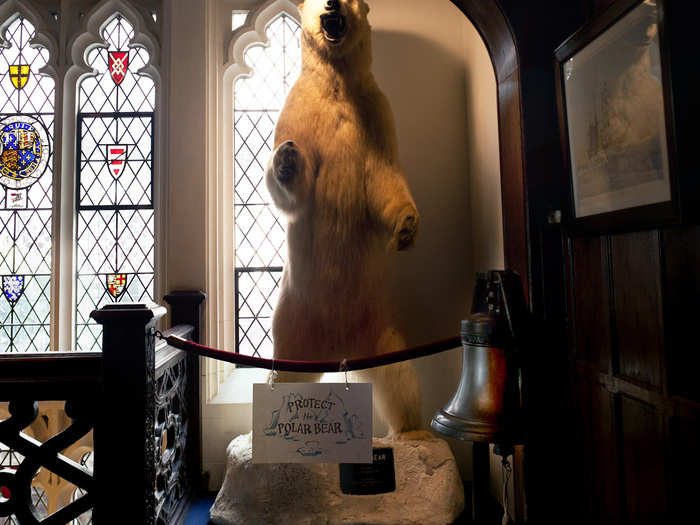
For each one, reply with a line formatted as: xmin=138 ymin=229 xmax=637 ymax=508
xmin=568 ymin=225 xmax=699 ymax=523
xmin=561 ymin=0 xmax=699 ymax=522
xmin=450 ymin=0 xmax=696 ymax=521
xmin=487 ymin=0 xmax=698 ymax=522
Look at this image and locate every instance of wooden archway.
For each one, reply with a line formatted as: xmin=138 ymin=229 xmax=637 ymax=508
xmin=448 ymin=2 xmax=529 ymax=521
xmin=449 ymin=0 xmax=529 ymax=297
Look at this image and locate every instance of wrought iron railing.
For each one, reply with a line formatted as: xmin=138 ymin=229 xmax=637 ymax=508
xmin=0 ymin=290 xmax=205 ymax=525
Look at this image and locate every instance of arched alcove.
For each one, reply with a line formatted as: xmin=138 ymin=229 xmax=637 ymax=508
xmin=359 ymin=0 xmax=512 ymax=490
xmin=195 ymin=0 xmax=528 ymax=501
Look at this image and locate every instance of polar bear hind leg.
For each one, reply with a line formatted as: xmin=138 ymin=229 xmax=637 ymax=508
xmin=353 ymin=328 xmax=431 ymax=440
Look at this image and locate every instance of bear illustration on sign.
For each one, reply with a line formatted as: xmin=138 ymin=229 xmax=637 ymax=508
xmin=265 ymin=0 xmax=423 ymax=438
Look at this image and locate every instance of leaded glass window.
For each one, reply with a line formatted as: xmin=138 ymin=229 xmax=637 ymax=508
xmin=76 ymin=15 xmax=155 ymax=351
xmin=0 ymin=17 xmax=54 ymax=353
xmin=234 ymin=14 xmax=300 ymax=358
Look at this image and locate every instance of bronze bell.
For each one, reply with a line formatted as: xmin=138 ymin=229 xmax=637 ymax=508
xmin=431 ymin=270 xmax=526 ymax=443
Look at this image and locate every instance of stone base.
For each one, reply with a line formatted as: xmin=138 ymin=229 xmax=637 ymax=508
xmin=209 ymin=432 xmax=465 ymax=525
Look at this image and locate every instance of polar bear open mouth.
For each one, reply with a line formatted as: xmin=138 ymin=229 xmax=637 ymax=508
xmin=320 ymin=13 xmax=347 ymax=43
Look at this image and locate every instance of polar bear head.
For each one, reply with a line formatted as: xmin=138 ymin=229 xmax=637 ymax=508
xmin=299 ymin=0 xmax=371 ymax=63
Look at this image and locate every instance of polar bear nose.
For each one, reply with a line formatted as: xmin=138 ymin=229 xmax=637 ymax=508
xmin=325 ymin=0 xmax=340 ymax=11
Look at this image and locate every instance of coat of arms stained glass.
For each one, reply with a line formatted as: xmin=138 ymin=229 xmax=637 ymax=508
xmin=105 ymin=273 xmax=127 ymax=299
xmin=108 ymin=51 xmax=129 ymax=85
xmin=9 ymin=64 xmax=30 ymax=89
xmin=0 ymin=116 xmax=49 ymax=190
xmin=2 ymin=275 xmax=25 ymax=306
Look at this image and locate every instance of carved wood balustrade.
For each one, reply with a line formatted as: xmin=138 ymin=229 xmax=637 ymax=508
xmin=0 ymin=291 xmax=205 ymax=525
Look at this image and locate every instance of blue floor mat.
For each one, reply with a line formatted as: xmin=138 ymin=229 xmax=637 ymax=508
xmin=183 ymin=495 xmax=216 ymax=525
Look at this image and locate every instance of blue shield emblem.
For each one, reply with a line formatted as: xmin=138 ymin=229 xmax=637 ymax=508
xmin=2 ymin=275 xmax=25 ymax=306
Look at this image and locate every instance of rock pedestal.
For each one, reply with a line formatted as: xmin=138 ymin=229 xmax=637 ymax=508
xmin=209 ymin=433 xmax=465 ymax=525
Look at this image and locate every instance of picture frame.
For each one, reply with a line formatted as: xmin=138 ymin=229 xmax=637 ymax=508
xmin=555 ymin=0 xmax=681 ymax=233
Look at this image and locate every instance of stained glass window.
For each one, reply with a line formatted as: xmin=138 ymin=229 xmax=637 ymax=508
xmin=234 ymin=14 xmax=300 ymax=358
xmin=76 ymin=15 xmax=155 ymax=351
xmin=0 ymin=17 xmax=54 ymax=353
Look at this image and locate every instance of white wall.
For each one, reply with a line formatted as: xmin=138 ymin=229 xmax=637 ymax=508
xmin=369 ymin=0 xmax=504 ymax=480
xmin=166 ymin=0 xmax=503 ymax=488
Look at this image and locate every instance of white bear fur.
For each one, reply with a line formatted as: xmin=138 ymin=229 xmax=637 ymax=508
xmin=265 ymin=0 xmax=423 ymax=437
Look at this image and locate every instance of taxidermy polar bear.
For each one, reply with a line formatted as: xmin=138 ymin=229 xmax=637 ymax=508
xmin=266 ymin=0 xmax=423 ymax=437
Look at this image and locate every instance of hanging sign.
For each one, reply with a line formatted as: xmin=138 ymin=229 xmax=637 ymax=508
xmin=253 ymin=383 xmax=372 ymax=464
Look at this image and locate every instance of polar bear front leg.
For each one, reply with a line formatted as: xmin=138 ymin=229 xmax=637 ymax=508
xmin=366 ymin=166 xmax=420 ymax=251
xmin=265 ymin=140 xmax=312 ymax=218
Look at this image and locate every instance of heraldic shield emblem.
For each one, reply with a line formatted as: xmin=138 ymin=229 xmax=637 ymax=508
xmin=0 ymin=116 xmax=49 ymax=190
xmin=106 ymin=273 xmax=127 ymax=299
xmin=3 ymin=275 xmax=25 ymax=306
xmin=106 ymin=145 xmax=128 ymax=178
xmin=9 ymin=65 xmax=30 ymax=90
xmin=108 ymin=51 xmax=129 ymax=85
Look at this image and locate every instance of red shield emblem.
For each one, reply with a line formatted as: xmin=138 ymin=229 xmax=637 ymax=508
xmin=106 ymin=273 xmax=127 ymax=299
xmin=108 ymin=51 xmax=129 ymax=85
xmin=106 ymin=144 xmax=128 ymax=178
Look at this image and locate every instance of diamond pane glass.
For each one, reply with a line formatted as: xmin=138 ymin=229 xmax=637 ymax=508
xmin=234 ymin=14 xmax=300 ymax=357
xmin=0 ymin=17 xmax=54 ymax=353
xmin=76 ymin=16 xmax=154 ymax=351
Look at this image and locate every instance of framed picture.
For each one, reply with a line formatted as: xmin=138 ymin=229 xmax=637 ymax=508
xmin=555 ymin=0 xmax=679 ymax=232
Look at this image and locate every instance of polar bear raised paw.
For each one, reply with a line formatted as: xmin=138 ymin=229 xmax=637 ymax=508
xmin=272 ymin=140 xmax=301 ymax=184
xmin=394 ymin=206 xmax=419 ymax=251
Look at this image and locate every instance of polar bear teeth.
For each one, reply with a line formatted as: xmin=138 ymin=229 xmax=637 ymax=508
xmin=320 ymin=13 xmax=347 ymax=43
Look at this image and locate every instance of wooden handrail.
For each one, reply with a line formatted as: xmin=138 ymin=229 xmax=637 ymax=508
xmin=0 ymin=352 xmax=102 ymax=400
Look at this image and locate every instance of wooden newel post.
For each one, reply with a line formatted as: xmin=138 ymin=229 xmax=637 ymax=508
xmin=90 ymin=302 xmax=166 ymax=525
xmin=163 ymin=290 xmax=207 ymax=491
xmin=163 ymin=291 xmax=207 ymax=343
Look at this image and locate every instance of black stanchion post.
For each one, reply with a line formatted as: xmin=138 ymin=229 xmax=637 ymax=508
xmin=90 ymin=302 xmax=166 ymax=525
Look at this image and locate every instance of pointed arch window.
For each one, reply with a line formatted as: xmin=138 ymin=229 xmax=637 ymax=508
xmin=233 ymin=13 xmax=301 ymax=358
xmin=0 ymin=16 xmax=55 ymax=353
xmin=75 ymin=15 xmax=155 ymax=351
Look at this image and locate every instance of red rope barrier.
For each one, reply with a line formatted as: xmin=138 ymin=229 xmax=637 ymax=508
xmin=163 ymin=334 xmax=462 ymax=373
